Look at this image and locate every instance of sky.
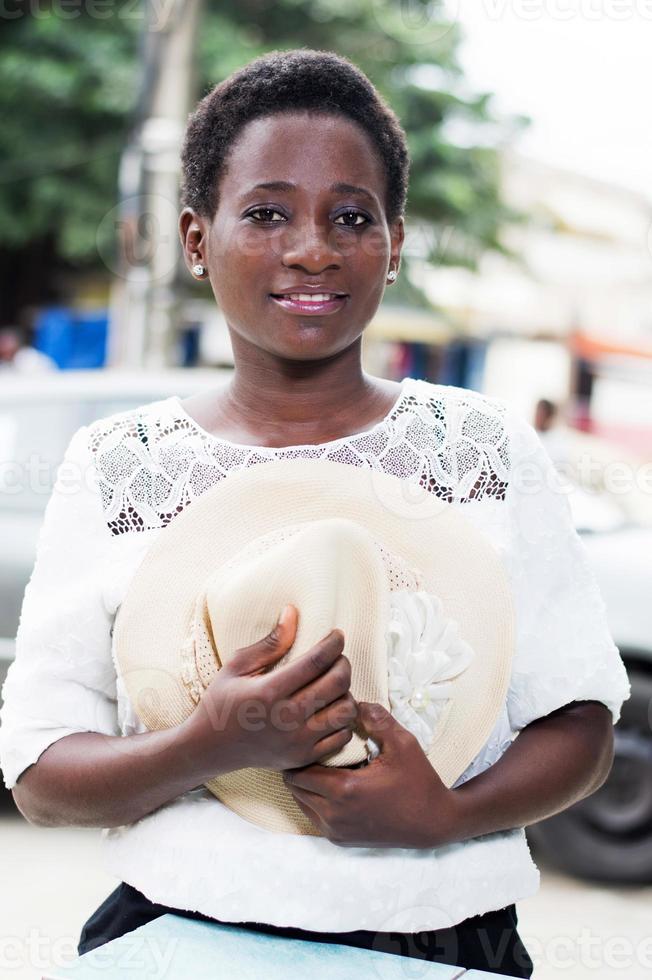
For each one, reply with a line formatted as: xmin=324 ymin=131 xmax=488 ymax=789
xmin=453 ymin=0 xmax=652 ymax=201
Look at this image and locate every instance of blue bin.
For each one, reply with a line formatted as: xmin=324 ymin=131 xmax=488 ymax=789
xmin=34 ymin=307 xmax=108 ymax=370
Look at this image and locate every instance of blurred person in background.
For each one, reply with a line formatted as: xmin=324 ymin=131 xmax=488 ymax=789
xmin=533 ymin=398 xmax=557 ymax=434
xmin=0 ymin=326 xmax=57 ymax=374
xmin=533 ymin=397 xmax=572 ymax=472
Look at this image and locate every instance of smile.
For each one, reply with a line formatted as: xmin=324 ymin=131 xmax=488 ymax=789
xmin=270 ymin=294 xmax=348 ymax=315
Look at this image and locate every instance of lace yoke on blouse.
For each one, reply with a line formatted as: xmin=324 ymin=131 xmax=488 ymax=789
xmin=88 ymin=379 xmax=510 ymax=536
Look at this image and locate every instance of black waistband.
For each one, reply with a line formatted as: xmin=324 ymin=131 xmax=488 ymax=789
xmin=78 ymin=881 xmax=534 ymax=976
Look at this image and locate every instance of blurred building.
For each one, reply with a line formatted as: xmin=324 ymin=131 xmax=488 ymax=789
xmin=404 ymin=150 xmax=652 ymax=457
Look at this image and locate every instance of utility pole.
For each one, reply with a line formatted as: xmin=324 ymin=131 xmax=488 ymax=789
xmin=107 ymin=0 xmax=204 ymax=369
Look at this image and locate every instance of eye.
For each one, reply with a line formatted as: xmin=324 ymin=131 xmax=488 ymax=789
xmin=334 ymin=210 xmax=370 ymax=227
xmin=246 ymin=207 xmax=286 ymax=223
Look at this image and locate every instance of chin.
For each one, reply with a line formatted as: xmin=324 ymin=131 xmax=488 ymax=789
xmin=276 ymin=344 xmax=344 ymax=363
xmin=266 ymin=327 xmax=356 ymax=361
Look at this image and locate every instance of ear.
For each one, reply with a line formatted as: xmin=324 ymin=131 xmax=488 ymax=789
xmin=389 ymin=215 xmax=405 ymax=275
xmin=179 ymin=208 xmax=209 ymax=273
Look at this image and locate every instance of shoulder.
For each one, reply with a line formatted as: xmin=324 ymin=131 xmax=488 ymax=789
xmin=404 ymin=377 xmax=509 ymax=423
xmin=396 ymin=379 xmax=517 ymax=502
xmin=404 ymin=379 xmax=540 ymax=455
xmin=403 ymin=378 xmax=512 ymax=452
xmin=85 ymin=396 xmax=179 ymax=459
xmin=398 ymin=380 xmax=555 ymax=505
xmin=79 ymin=396 xmax=185 ymax=535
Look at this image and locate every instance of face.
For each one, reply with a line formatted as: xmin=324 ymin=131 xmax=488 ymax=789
xmin=0 ymin=332 xmax=20 ymax=362
xmin=179 ymin=110 xmax=404 ymax=361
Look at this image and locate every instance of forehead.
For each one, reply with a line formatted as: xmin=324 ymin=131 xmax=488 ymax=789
xmin=219 ymin=110 xmax=387 ymax=200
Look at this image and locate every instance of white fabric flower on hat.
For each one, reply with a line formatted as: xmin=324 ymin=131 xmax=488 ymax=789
xmin=367 ymin=591 xmax=476 ymax=761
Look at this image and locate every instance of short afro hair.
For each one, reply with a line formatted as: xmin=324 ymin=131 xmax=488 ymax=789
xmin=180 ymin=48 xmax=410 ymax=225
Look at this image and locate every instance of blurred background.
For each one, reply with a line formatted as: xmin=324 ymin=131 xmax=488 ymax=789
xmin=1 ymin=1 xmax=651 ymax=977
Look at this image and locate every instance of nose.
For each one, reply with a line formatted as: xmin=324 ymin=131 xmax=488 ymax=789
xmin=280 ymin=217 xmax=343 ymax=274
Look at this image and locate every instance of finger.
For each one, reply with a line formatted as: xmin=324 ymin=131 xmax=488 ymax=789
xmin=229 ymin=604 xmax=298 ymax=675
xmin=264 ymin=628 xmax=345 ymax=702
xmin=289 ymin=791 xmax=323 ymax=831
xmin=310 ymin=723 xmax=355 ymax=762
xmin=283 ymin=764 xmax=344 ymax=797
xmin=305 ymin=692 xmax=358 ymax=740
xmin=295 ymin=658 xmax=353 ymax=724
xmin=285 ymin=780 xmax=328 ymax=809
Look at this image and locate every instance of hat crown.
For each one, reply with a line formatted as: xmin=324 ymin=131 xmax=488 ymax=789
xmin=182 ymin=518 xmax=404 ymax=753
xmin=206 ymin=515 xmax=422 ymax=600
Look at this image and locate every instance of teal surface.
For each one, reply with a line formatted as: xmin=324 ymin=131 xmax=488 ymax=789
xmin=43 ymin=913 xmax=467 ymax=979
xmin=465 ymin=974 xmax=522 ymax=979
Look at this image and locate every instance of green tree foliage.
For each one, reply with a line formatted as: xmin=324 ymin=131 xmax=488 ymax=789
xmin=0 ymin=0 xmax=528 ymax=284
xmin=198 ymin=0 xmax=529 ymax=275
xmin=0 ymin=8 xmax=138 ymax=260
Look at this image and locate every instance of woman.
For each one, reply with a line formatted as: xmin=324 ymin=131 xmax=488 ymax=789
xmin=0 ymin=49 xmax=630 ymax=977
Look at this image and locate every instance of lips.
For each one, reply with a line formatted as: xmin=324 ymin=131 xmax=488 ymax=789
xmin=269 ymin=292 xmax=348 ymax=316
xmin=270 ymin=292 xmax=347 ymax=301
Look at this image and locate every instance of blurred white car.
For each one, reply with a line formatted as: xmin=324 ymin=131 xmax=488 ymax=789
xmin=525 ymin=474 xmax=652 ymax=883
xmin=0 ymin=369 xmax=228 ymax=673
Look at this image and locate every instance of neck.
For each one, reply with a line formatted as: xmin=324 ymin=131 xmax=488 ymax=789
xmin=225 ymin=338 xmax=377 ymax=433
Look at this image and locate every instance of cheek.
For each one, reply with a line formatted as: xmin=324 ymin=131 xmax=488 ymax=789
xmin=353 ymin=224 xmax=390 ymax=263
xmin=240 ymin=229 xmax=286 ymax=265
xmin=211 ymin=221 xmax=284 ymax=268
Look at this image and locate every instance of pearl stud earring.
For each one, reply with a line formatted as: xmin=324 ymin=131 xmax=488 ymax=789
xmin=387 ymin=269 xmax=397 ymax=282
xmin=192 ymin=264 xmax=205 ymax=278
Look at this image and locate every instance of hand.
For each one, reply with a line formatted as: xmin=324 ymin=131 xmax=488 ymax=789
xmin=282 ymin=701 xmax=460 ymax=848
xmin=178 ymin=604 xmax=358 ymax=783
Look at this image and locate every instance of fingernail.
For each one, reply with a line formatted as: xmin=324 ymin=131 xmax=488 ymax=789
xmin=279 ymin=604 xmax=292 ymax=626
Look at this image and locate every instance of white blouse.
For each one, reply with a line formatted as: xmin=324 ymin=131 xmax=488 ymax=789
xmin=0 ymin=377 xmax=630 ymax=933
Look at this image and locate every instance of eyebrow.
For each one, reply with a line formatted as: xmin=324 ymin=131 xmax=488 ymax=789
xmin=239 ymin=181 xmax=376 ymax=202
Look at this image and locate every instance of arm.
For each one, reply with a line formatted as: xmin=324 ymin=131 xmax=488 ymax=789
xmin=11 ymin=724 xmax=210 ymax=829
xmin=12 ymin=609 xmax=355 ymax=829
xmin=428 ymin=699 xmax=614 ymax=847
xmin=282 ymin=697 xmax=614 ymax=849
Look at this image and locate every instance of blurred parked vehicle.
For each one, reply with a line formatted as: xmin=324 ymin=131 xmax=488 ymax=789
xmin=526 ymin=473 xmax=652 ymax=884
xmin=0 ymin=369 xmax=228 ymax=688
xmin=1 ymin=374 xmax=650 ymax=883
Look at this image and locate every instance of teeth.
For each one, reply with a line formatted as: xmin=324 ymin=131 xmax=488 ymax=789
xmin=281 ymin=293 xmax=340 ymax=302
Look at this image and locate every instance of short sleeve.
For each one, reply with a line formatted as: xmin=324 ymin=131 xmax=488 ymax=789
xmin=503 ymin=408 xmax=631 ymax=731
xmin=0 ymin=425 xmax=119 ymax=790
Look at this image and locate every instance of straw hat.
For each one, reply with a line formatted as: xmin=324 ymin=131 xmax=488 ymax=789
xmin=113 ymin=458 xmax=514 ymax=836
